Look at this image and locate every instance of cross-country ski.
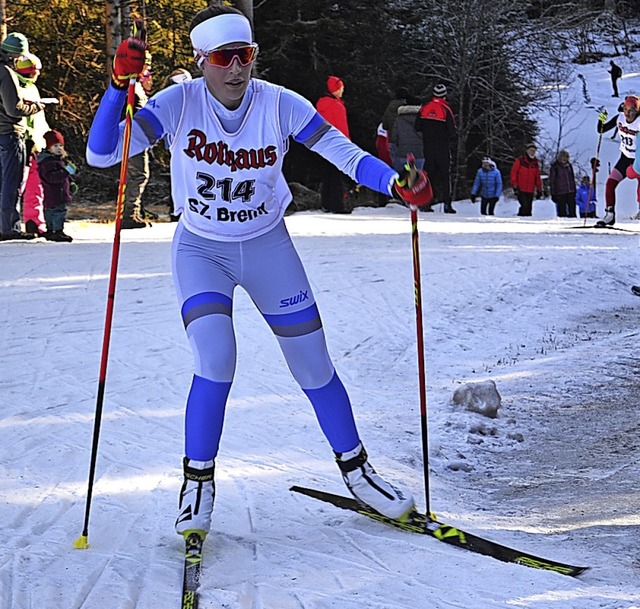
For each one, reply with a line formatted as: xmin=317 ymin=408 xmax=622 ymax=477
xmin=290 ymin=486 xmax=588 ymax=577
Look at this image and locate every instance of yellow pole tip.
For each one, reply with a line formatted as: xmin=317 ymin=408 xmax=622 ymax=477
xmin=73 ymin=535 xmax=89 ymax=549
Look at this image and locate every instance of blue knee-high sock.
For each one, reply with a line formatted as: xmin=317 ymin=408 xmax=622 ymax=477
xmin=303 ymin=371 xmax=360 ymax=453
xmin=185 ymin=374 xmax=232 ymax=461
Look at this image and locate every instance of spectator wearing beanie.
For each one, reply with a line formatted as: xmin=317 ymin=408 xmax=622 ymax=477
xmin=415 ymin=82 xmax=457 ymax=213
xmin=1 ymin=33 xmax=29 ymax=56
xmin=15 ymin=52 xmax=50 ymax=236
xmin=0 ymin=32 xmax=46 ymax=240
xmin=37 ymin=129 xmax=77 ymax=242
xmin=315 ymin=75 xmax=351 ymax=213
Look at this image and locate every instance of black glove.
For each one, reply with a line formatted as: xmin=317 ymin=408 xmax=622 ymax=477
xmin=470 ymin=196 xmax=476 ymax=204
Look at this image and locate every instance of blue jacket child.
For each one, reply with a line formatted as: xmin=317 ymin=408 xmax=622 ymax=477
xmin=575 ymin=176 xmax=597 ymax=218
xmin=471 ymin=157 xmax=503 ymax=215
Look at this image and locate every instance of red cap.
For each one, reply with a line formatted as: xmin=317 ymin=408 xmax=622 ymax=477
xmin=327 ymin=75 xmax=344 ymax=94
xmin=44 ymin=130 xmax=64 ymax=148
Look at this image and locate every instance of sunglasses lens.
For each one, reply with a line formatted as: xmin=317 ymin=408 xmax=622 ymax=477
xmin=206 ymin=46 xmax=256 ymax=67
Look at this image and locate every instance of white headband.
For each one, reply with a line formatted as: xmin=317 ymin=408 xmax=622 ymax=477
xmin=190 ymin=13 xmax=252 ymax=64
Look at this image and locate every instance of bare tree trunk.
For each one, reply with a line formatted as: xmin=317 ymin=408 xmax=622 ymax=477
xmin=105 ymin=0 xmax=118 ymax=81
xmin=0 ymin=0 xmax=6 ymax=41
xmin=105 ymin=0 xmax=131 ymax=82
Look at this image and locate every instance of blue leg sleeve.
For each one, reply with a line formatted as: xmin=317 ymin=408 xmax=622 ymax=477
xmin=185 ymin=374 xmax=232 ymax=461
xmin=303 ymin=371 xmax=360 ymax=453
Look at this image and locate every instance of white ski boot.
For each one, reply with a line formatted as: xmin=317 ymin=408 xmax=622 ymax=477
xmin=175 ymin=457 xmax=215 ymax=537
xmin=335 ymin=443 xmax=415 ymax=520
xmin=596 ymin=207 xmax=615 ymax=226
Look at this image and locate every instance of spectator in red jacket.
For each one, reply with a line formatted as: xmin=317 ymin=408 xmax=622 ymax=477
xmin=316 ymin=76 xmax=351 ymax=213
xmin=510 ymin=143 xmax=543 ymax=217
xmin=415 ymin=83 xmax=456 ymax=213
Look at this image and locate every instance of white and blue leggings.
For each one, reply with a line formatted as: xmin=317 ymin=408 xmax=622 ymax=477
xmin=171 ymin=220 xmax=360 ymax=461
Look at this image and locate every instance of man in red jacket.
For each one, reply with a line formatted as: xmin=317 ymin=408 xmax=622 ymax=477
xmin=415 ymin=83 xmax=456 ymax=213
xmin=510 ymin=143 xmax=543 ymax=217
xmin=316 ymin=76 xmax=351 ymax=213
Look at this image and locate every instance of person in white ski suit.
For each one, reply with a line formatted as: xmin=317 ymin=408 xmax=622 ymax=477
xmin=86 ymin=6 xmax=435 ymax=539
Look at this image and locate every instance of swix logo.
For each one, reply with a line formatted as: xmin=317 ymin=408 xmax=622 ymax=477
xmin=183 ymin=129 xmax=277 ymax=171
xmin=279 ymin=290 xmax=309 ymax=308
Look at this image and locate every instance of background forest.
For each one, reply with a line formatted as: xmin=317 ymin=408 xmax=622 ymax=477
xmin=2 ymin=0 xmax=638 ymax=206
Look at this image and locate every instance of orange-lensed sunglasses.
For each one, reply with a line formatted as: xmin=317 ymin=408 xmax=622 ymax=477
xmin=204 ymin=44 xmax=258 ymax=68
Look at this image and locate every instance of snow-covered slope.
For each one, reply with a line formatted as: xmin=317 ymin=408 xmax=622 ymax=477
xmin=0 ymin=49 xmax=639 ymax=609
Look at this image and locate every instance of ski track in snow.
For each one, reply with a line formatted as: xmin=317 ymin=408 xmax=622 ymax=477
xmin=1 ymin=204 xmax=639 ymax=608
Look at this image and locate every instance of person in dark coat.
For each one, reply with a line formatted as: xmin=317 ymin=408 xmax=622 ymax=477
xmin=389 ymin=96 xmax=424 ymax=173
xmin=381 ymin=87 xmax=409 ymax=134
xmin=376 ymin=87 xmax=409 ymax=206
xmin=415 ymin=83 xmax=457 ymax=213
xmin=316 ymin=75 xmax=351 ymax=213
xmin=549 ymin=149 xmax=576 ymax=217
xmin=0 ymin=32 xmax=45 ymax=240
xmin=608 ymin=60 xmax=622 ymax=98
xmin=37 ymin=129 xmax=75 ymax=241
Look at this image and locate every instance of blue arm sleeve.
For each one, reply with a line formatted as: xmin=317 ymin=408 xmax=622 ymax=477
xmin=87 ymin=85 xmax=127 ymax=156
xmin=354 ymin=155 xmax=398 ymax=196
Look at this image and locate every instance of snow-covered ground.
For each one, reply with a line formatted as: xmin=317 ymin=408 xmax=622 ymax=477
xmin=1 ymin=46 xmax=640 ymax=609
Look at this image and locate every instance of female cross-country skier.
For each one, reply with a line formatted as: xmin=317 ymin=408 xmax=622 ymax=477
xmin=596 ymin=95 xmax=640 ymax=226
xmin=86 ymin=5 xmax=433 ymax=540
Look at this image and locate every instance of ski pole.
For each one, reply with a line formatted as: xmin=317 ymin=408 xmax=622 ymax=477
xmin=404 ymin=155 xmax=432 ymax=517
xmin=74 ymin=19 xmax=146 ymax=550
xmin=585 ymin=108 xmax=607 ymax=226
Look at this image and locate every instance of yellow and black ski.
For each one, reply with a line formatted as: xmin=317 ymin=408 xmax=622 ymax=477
xmin=291 ymin=486 xmax=588 ymax=577
xmin=181 ymin=531 xmax=204 ymax=609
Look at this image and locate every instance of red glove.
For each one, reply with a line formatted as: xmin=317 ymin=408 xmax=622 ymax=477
xmin=393 ymin=163 xmax=434 ymax=207
xmin=112 ymin=37 xmax=147 ymax=89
